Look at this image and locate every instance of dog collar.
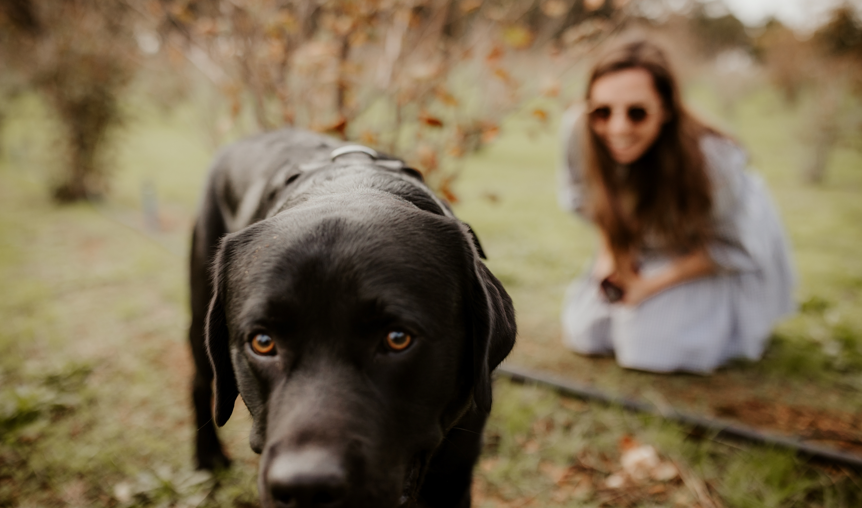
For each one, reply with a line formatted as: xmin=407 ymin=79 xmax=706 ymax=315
xmin=330 ymin=145 xmax=379 ymax=161
xmin=322 ymin=144 xmax=406 ymax=172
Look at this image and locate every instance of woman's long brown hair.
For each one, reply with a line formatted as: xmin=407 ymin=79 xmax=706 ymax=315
xmin=582 ymin=39 xmax=717 ymax=263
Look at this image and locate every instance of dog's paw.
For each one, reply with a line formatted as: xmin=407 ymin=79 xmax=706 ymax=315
xmin=196 ymin=449 xmax=232 ymax=471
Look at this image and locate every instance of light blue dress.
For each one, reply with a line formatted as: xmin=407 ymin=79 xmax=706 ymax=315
xmin=558 ymin=109 xmax=796 ymax=373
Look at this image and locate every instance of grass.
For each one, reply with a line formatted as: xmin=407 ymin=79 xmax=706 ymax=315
xmin=1 ymin=79 xmax=861 ymax=507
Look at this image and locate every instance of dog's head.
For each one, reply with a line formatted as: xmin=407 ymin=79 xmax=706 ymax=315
xmin=205 ymin=180 xmax=515 ymax=507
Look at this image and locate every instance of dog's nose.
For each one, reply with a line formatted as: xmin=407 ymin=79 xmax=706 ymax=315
xmin=267 ymin=448 xmax=348 ymax=508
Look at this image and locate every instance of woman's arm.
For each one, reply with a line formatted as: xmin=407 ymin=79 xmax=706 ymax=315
xmin=593 ymin=232 xmax=615 ymax=281
xmin=616 ymin=248 xmax=716 ymax=306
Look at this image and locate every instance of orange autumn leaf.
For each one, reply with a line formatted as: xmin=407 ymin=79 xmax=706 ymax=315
xmin=434 ymin=87 xmax=458 ymax=106
xmin=481 ymin=124 xmax=500 ymax=144
xmin=486 ymin=45 xmax=504 ymax=62
xmin=493 ymin=67 xmax=512 ymax=83
xmin=313 ymin=116 xmax=348 ymax=138
xmin=439 ymin=177 xmax=459 ymax=204
xmin=359 ymin=129 xmax=379 ymax=146
xmin=419 ymin=113 xmax=444 ymax=128
xmin=618 ymin=434 xmax=638 ymax=451
xmin=532 ymin=108 xmax=548 ymax=122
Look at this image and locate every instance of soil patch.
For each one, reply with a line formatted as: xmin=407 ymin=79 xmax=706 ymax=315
xmin=512 ymin=341 xmax=862 ymax=462
xmin=714 ymin=398 xmax=862 ymax=454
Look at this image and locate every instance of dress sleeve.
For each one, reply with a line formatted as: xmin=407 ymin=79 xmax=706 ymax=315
xmin=557 ymin=106 xmax=591 ymax=219
xmin=702 ymin=135 xmax=759 ymax=272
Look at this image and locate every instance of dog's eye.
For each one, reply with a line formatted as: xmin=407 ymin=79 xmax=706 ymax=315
xmin=384 ymin=330 xmax=412 ymax=352
xmin=251 ymin=334 xmax=276 ymax=355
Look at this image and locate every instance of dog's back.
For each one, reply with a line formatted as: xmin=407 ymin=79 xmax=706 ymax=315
xmin=201 ymin=129 xmax=441 ymax=233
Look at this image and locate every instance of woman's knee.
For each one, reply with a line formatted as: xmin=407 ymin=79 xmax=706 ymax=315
xmin=562 ymin=312 xmax=612 ymax=355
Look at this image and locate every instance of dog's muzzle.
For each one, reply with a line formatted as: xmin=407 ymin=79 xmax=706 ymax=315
xmin=266 ymin=448 xmax=348 ymax=508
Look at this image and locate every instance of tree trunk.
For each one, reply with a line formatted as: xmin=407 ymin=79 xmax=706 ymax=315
xmin=803 ymin=83 xmax=841 ymax=185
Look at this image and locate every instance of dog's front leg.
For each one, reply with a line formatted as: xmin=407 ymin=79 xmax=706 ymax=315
xmin=188 ymin=221 xmax=231 ymax=470
xmin=416 ymin=408 xmax=487 ymax=508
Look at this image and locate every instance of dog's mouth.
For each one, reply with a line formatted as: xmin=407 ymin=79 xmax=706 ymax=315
xmin=397 ymin=453 xmax=428 ymax=507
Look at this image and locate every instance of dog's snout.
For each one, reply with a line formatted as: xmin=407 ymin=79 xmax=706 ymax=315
xmin=267 ymin=448 xmax=348 ymax=508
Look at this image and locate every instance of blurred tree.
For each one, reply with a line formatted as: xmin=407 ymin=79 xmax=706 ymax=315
xmin=142 ymin=0 xmax=626 ymax=199
xmin=0 ymin=0 xmax=136 ymax=201
xmin=803 ymin=5 xmax=860 ymax=184
xmin=754 ymin=5 xmax=862 ymax=184
xmin=3 ymin=0 xmax=626 ymax=201
xmin=815 ymin=4 xmax=862 ymax=60
xmin=688 ymin=3 xmax=751 ymax=57
xmin=806 ymin=5 xmax=862 ymax=184
xmin=756 ymin=19 xmax=816 ymax=105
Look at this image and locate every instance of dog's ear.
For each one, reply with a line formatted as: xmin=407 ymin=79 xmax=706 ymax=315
xmin=206 ymin=239 xmax=240 ymax=427
xmin=465 ymin=227 xmax=516 ymax=413
xmin=462 ymin=223 xmax=487 ymax=260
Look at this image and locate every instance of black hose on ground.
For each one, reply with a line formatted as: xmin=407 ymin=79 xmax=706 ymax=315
xmin=496 ymin=363 xmax=862 ymax=470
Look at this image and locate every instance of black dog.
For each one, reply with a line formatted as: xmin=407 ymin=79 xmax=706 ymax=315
xmin=188 ymin=128 xmax=516 ymax=507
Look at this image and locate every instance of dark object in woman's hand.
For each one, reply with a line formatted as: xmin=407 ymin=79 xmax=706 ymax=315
xmin=600 ymin=277 xmax=624 ymax=303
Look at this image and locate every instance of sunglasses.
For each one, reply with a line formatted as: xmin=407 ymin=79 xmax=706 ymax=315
xmin=588 ymin=105 xmax=650 ymax=124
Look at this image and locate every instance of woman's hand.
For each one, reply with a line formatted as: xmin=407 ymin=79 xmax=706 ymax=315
xmin=612 ymin=248 xmax=717 ymax=307
xmin=601 ymin=249 xmax=650 ymax=305
xmin=607 ymin=264 xmax=657 ymax=306
xmin=615 ymin=272 xmax=658 ymax=306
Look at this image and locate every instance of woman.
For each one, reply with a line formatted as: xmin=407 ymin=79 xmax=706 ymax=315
xmin=559 ymin=39 xmax=795 ymax=373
